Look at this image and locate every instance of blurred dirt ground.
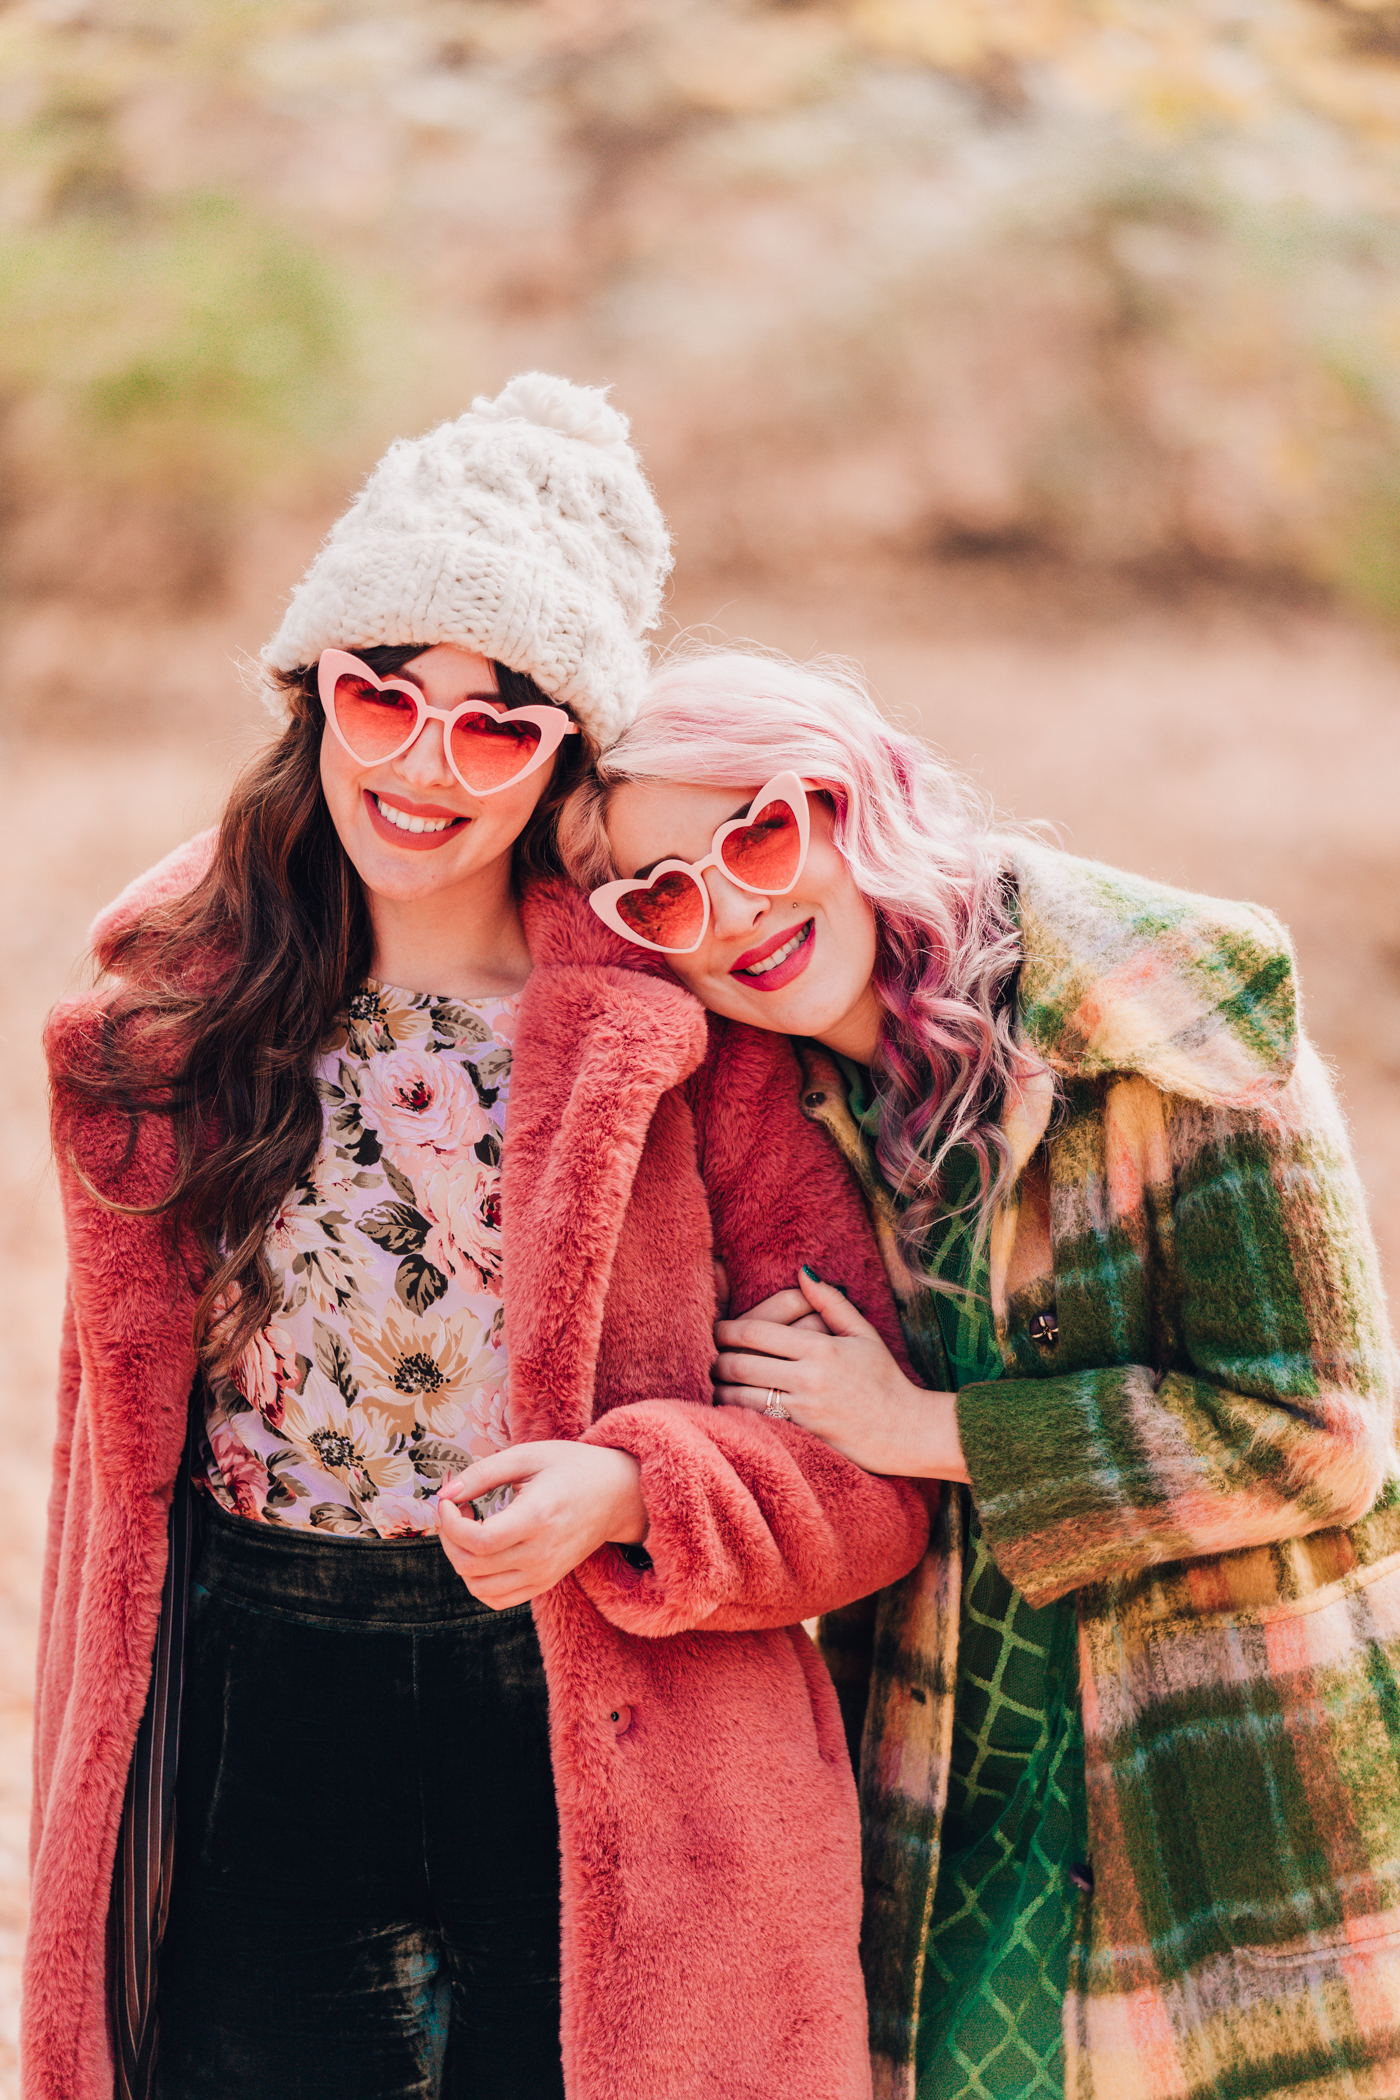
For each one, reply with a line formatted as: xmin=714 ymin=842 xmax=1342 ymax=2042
xmin=2 ymin=565 xmax=1398 ymax=2093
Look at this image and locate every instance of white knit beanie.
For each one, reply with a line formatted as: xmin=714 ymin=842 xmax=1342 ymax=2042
xmin=261 ymin=373 xmax=672 ymax=748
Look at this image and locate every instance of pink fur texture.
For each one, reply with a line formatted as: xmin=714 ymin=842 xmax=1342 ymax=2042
xmin=27 ymin=841 xmax=930 ymax=2100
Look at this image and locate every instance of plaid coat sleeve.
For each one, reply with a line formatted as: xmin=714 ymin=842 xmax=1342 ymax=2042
xmin=959 ymin=1040 xmax=1395 ymax=1606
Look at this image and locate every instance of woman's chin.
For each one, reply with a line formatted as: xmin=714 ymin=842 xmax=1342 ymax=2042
xmin=728 ymin=980 xmax=840 ymax=1037
xmin=349 ymin=826 xmax=485 ymax=901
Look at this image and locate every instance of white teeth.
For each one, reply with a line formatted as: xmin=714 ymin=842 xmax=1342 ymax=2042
xmin=746 ymin=924 xmax=809 ymax=976
xmin=376 ymin=796 xmax=452 ymax=834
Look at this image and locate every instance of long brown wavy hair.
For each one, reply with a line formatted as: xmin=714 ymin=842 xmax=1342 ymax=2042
xmin=61 ymin=645 xmax=590 ymax=1376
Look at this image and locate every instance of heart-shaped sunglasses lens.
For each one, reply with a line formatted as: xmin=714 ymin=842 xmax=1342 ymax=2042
xmin=331 ymin=674 xmax=420 ymax=761
xmin=331 ymin=672 xmax=546 ymax=789
xmin=448 ymin=710 xmax=544 ymax=792
xmin=719 ymin=798 xmax=803 ymax=891
xmin=614 ymin=869 xmax=708 ymax=950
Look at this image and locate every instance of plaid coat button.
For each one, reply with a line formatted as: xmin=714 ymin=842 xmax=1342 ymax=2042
xmin=1028 ymin=1309 xmax=1059 ymax=1348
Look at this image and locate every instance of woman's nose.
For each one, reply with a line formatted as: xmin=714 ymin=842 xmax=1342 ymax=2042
xmin=395 ymin=717 xmax=456 ymax=790
xmin=705 ymin=867 xmax=769 ymax=940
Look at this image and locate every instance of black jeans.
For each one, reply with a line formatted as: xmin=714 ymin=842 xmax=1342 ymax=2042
xmin=154 ymin=1499 xmax=564 ymax=2100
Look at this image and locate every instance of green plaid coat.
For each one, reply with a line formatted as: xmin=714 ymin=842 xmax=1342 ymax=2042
xmin=808 ymin=842 xmax=1399 ymax=2100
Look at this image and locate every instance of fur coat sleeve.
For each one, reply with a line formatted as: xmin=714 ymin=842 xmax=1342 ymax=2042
xmin=579 ymin=1013 xmax=931 ymax=1634
xmin=500 ymin=899 xmax=931 ymax=1640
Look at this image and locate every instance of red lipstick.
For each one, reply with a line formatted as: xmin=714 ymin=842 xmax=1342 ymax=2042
xmin=730 ymin=918 xmax=815 ymax=992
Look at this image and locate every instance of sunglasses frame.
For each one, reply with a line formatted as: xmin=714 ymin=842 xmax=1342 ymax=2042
xmin=589 ymin=772 xmax=812 ymax=954
xmin=317 ymin=649 xmax=578 ymax=798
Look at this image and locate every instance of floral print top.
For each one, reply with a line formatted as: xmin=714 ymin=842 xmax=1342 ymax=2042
xmin=199 ymin=979 xmax=519 ymax=1538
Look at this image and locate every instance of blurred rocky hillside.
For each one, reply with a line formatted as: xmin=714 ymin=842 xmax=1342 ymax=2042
xmin=5 ymin=0 xmax=1400 ymax=641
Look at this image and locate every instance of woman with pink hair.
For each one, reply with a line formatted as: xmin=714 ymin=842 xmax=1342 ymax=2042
xmin=560 ymin=650 xmax=1400 ymax=2100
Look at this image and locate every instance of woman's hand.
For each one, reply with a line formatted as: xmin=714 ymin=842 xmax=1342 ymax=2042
xmin=437 ymin=1441 xmax=648 ymax=1609
xmin=719 ymin=1278 xmax=830 ymax=1337
xmin=713 ymin=1267 xmax=971 ymax=1484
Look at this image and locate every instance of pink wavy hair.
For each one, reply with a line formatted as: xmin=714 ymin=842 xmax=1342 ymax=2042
xmin=557 ymin=648 xmax=1042 ymax=1265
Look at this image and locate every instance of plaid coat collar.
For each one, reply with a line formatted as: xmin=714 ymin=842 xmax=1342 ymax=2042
xmin=804 ymin=841 xmax=1303 ymax=1313
xmin=1005 ymin=838 xmax=1297 ymax=1103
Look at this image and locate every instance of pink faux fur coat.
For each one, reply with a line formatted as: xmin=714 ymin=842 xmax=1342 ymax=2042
xmin=28 ymin=836 xmax=931 ymax=2100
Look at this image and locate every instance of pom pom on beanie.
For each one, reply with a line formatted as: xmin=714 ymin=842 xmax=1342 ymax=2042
xmin=261 ymin=373 xmax=672 ymax=748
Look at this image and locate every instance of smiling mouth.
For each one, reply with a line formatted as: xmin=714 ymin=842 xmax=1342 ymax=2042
xmin=364 ymin=790 xmax=469 ymax=850
xmin=374 ymin=795 xmax=458 ymax=835
xmin=732 ymin=919 xmax=814 ymax=982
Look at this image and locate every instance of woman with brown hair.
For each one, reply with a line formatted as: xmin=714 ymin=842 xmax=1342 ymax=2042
xmin=27 ymin=383 xmax=929 ymax=2100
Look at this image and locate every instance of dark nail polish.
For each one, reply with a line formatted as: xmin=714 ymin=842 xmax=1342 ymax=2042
xmin=802 ymin=1264 xmax=822 ymax=1282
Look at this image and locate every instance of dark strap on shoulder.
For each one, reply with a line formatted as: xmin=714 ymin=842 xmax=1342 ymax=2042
xmin=111 ymin=1404 xmax=198 ymax=2100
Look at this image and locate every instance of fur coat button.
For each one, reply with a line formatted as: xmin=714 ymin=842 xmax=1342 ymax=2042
xmin=608 ymin=1705 xmax=633 ymax=1737
xmin=1028 ymin=1309 xmax=1059 ymax=1348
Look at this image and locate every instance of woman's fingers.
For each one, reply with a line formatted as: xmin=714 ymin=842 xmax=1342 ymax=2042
xmin=724 ymin=1287 xmax=812 ymax=1327
xmin=713 ymin=1315 xmax=826 ymax=1361
xmin=441 ymin=1441 xmax=647 ymax=1609
xmin=720 ymin=1267 xmax=972 ymax=1481
xmin=795 ymin=1268 xmax=877 ymax=1335
xmin=438 ymin=1486 xmax=542 ymax=1565
xmin=713 ymin=1347 xmax=811 ymax=1392
xmin=443 ymin=1504 xmax=532 ymax=1559
xmin=716 ymin=1272 xmax=876 ymax=1355
xmin=440 ymin=1511 xmax=540 ymax=1592
xmin=451 ymin=1559 xmax=535 ymax=1608
xmin=713 ymin=1382 xmax=798 ymax=1415
xmin=441 ymin=1445 xmax=532 ymax=1506
xmin=441 ymin=1467 xmax=570 ymax=1560
xmin=712 ymin=1302 xmax=827 ymax=1355
xmin=438 ymin=1500 xmax=490 ymax=1555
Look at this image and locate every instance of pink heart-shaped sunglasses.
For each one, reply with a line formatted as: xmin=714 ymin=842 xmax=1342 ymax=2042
xmin=318 ymin=649 xmax=578 ymax=796
xmin=589 ymin=774 xmax=811 ymax=952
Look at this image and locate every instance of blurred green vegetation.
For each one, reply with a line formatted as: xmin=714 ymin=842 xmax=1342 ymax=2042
xmin=0 ymin=190 xmax=416 ymax=603
xmin=2 ymin=195 xmax=369 ymax=498
xmin=0 ymin=10 xmax=432 ymax=605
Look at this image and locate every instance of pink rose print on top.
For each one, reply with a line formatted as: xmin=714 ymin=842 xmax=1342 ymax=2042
xmin=463 ymin=1383 xmax=514 ymax=1461
xmin=232 ymin=1322 xmax=302 ymax=1429
xmin=208 ymin=1420 xmax=270 ymax=1521
xmin=487 ymin=996 xmax=520 ymax=1045
xmin=359 ymin=1049 xmax=489 ymax=1171
xmin=366 ymin=1489 xmax=434 ymax=1540
xmin=421 ymin=1156 xmax=504 ymax=1295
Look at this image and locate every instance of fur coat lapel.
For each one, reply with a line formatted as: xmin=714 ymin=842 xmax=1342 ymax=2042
xmin=506 ymin=883 xmax=710 ymax=1441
